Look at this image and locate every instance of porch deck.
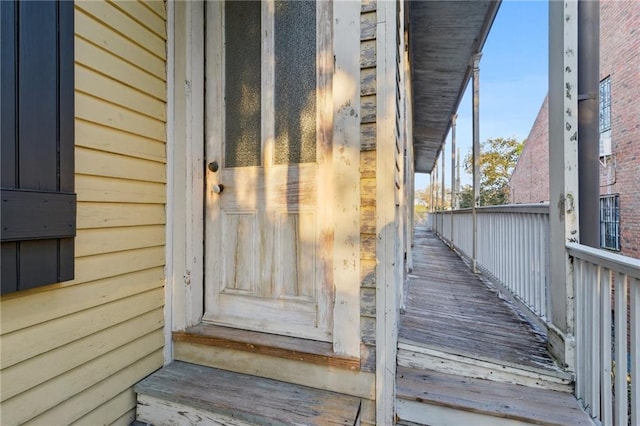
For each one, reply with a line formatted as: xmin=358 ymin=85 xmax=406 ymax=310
xmin=400 ymin=226 xmax=557 ymax=371
xmin=396 ymin=227 xmax=594 ymax=425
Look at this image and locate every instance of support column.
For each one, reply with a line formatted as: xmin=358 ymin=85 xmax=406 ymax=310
xmin=450 ymin=114 xmax=457 ymax=243
xmin=429 ymin=160 xmax=438 ymax=213
xmin=471 ymin=53 xmax=481 ymax=273
xmin=441 ymin=150 xmax=445 ymax=211
xmin=548 ymin=0 xmax=579 ymax=370
xmin=375 ymin=1 xmax=400 ymax=422
xmin=577 ymin=0 xmax=600 ymax=248
xmin=455 ymin=147 xmax=460 ymax=209
xmin=451 ymin=114 xmax=458 ymax=210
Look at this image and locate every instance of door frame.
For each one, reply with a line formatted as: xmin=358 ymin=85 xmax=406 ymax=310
xmin=167 ymin=0 xmax=362 ymax=359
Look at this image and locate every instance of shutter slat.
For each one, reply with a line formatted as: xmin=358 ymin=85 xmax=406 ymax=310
xmin=59 ymin=1 xmax=75 ymax=192
xmin=1 ymin=243 xmax=18 ymax=294
xmin=1 ymin=0 xmax=17 ymax=188
xmin=18 ymin=1 xmax=59 ymax=190
xmin=20 ymin=240 xmax=60 ymax=291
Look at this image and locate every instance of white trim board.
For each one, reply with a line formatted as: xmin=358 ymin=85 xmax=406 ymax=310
xmin=163 ymin=0 xmax=175 ymax=365
xmin=375 ymin=0 xmax=401 ymax=423
xmin=169 ymin=0 xmax=205 ymax=335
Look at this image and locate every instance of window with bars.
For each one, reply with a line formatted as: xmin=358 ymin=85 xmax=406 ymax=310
xmin=600 ymin=194 xmax=620 ymax=251
xmin=599 ymin=77 xmax=611 ymax=133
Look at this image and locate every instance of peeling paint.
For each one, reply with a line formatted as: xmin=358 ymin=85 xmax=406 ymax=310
xmin=557 ymin=196 xmax=565 ymax=220
xmin=565 ymin=193 xmax=575 ymax=213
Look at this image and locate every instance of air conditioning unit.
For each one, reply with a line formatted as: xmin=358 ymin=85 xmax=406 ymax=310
xmin=599 ymin=131 xmax=612 ymax=157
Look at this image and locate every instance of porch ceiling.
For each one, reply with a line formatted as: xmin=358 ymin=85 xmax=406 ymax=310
xmin=409 ymin=1 xmax=500 ymax=174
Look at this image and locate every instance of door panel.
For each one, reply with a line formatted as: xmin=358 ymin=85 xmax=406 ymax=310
xmin=221 ymin=212 xmax=256 ymax=294
xmin=276 ymin=211 xmax=316 ymax=300
xmin=204 ymin=1 xmax=332 ymax=341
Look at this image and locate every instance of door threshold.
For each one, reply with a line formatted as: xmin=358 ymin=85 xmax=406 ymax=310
xmin=173 ymin=323 xmax=361 ymax=371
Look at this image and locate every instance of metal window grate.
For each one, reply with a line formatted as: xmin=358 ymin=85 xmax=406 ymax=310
xmin=599 ymin=77 xmax=611 ymax=133
xmin=599 ymin=194 xmax=620 ymax=251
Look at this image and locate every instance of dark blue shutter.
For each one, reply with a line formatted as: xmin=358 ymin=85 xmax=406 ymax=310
xmin=1 ymin=0 xmax=75 ymax=294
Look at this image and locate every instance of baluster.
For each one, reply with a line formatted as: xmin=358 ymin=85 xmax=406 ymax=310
xmin=591 ymin=263 xmax=601 ymax=420
xmin=601 ymin=267 xmax=613 ymax=425
xmin=614 ymin=273 xmax=629 ymax=425
xmin=631 ymin=277 xmax=639 ymax=426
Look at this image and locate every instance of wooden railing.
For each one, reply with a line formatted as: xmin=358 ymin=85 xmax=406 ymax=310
xmin=431 ymin=205 xmax=639 ymax=424
xmin=432 ymin=204 xmax=550 ymax=321
xmin=568 ymin=243 xmax=639 ymax=425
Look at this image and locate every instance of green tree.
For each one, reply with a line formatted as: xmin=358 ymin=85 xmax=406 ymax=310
xmin=458 ymin=185 xmax=474 ymax=209
xmin=414 ymin=185 xmax=451 ymax=223
xmin=463 ymin=137 xmax=523 ymax=206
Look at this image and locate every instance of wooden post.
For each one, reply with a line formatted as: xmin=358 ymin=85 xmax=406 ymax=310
xmin=171 ymin=0 xmax=205 ymax=335
xmin=548 ymin=0 xmax=579 ymax=370
xmin=376 ymin=0 xmax=399 ymax=423
xmin=456 ymin=147 xmax=461 ymax=209
xmin=431 ymin=162 xmax=437 ymax=212
xmin=450 ymin=114 xmax=457 ymax=243
xmin=332 ymin=0 xmax=361 ymax=358
xmin=471 ymin=53 xmax=481 ymax=273
xmin=441 ymin=148 xmax=445 ymax=211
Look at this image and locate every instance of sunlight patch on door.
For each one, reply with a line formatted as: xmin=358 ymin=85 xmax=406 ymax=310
xmin=222 ymin=212 xmax=256 ymax=294
xmin=275 ymin=211 xmax=316 ymax=301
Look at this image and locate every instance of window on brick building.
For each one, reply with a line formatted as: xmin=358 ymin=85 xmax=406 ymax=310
xmin=599 ymin=77 xmax=612 ymax=157
xmin=599 ymin=77 xmax=611 ymax=133
xmin=600 ymin=194 xmax=620 ymax=251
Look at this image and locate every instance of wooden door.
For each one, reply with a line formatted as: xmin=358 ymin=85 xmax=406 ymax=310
xmin=203 ymin=1 xmax=333 ymax=341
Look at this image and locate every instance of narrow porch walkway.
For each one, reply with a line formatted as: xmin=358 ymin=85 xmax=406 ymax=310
xmin=396 ymin=227 xmax=593 ymax=425
xmin=400 ymin=226 xmax=556 ymax=371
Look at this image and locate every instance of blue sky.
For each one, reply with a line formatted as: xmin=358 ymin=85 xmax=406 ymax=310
xmin=415 ymin=0 xmax=549 ymax=191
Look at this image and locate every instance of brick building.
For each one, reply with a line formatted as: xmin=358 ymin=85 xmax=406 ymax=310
xmin=509 ymin=0 xmax=640 ymax=259
xmin=509 ymin=95 xmax=549 ymax=204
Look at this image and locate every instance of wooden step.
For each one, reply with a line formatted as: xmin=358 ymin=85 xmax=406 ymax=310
xmin=396 ymin=366 xmax=594 ymax=426
xmin=135 ymin=361 xmax=362 ymax=426
xmin=172 ymin=324 xmax=376 ymax=402
xmin=398 ymin=341 xmax=573 ymax=393
xmin=173 ymin=323 xmax=361 ymax=370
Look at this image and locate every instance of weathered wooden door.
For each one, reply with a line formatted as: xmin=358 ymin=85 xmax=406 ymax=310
xmin=203 ymin=1 xmax=333 ymax=341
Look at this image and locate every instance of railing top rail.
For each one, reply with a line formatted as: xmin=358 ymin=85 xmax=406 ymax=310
xmin=433 ymin=203 xmax=550 ymax=215
xmin=567 ymin=242 xmax=640 ymax=279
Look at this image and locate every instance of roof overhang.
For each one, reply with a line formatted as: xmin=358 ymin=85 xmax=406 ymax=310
xmin=409 ymin=1 xmax=501 ymax=174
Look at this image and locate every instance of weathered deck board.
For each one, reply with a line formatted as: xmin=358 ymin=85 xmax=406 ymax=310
xmin=135 ymin=361 xmax=361 ymax=426
xmin=400 ymin=227 xmax=558 ymax=371
xmin=397 ymin=366 xmax=593 ymax=425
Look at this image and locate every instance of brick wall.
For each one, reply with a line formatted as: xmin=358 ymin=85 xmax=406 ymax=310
xmin=598 ymin=0 xmax=640 ymax=259
xmin=509 ymin=95 xmax=549 ymax=204
xmin=510 ymin=1 xmax=640 ymax=259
